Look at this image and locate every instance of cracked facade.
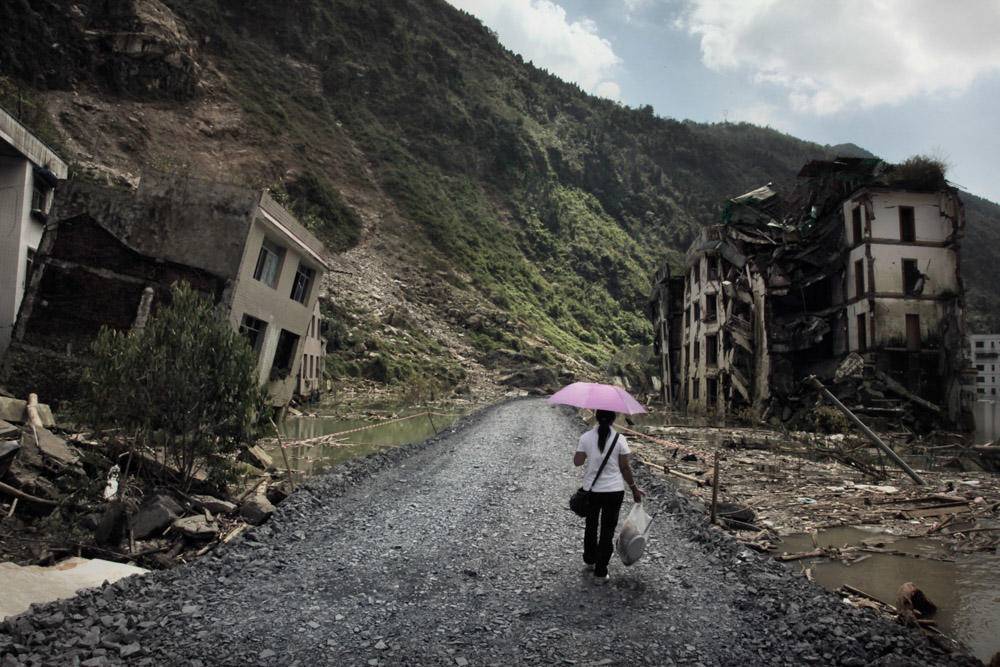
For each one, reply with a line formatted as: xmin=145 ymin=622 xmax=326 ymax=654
xmin=650 ymin=158 xmax=970 ymax=428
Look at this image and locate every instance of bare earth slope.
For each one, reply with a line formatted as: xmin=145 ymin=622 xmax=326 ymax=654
xmin=0 ymin=400 xmax=976 ymax=665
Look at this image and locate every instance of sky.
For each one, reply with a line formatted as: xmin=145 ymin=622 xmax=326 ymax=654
xmin=447 ymin=0 xmax=1000 ymax=203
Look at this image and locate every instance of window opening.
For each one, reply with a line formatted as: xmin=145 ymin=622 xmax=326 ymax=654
xmin=253 ymin=239 xmax=284 ymax=289
xmin=290 ymin=263 xmax=315 ymax=303
xmin=239 ymin=314 xmax=267 ymax=355
xmin=899 ymin=206 xmax=915 ymax=242
xmin=905 ymin=314 xmax=921 ymax=351
xmin=271 ymin=329 xmax=300 ymax=380
xmin=902 ymin=259 xmax=922 ymax=295
xmin=856 ymin=313 xmax=867 ymax=352
xmin=852 ymin=206 xmax=863 ymax=244
xmin=705 ymin=294 xmax=717 ymax=322
xmin=854 ymin=259 xmax=865 ymax=298
xmin=706 ymin=334 xmax=718 ymax=366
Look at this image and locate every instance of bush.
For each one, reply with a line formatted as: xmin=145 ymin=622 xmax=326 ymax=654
xmin=79 ymin=283 xmax=269 ymax=488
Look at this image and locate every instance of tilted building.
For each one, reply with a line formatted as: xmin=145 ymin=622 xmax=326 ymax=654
xmin=0 ymin=107 xmax=68 ymax=358
xmin=650 ymin=158 xmax=970 ymax=429
xmin=3 ymin=174 xmax=328 ymax=408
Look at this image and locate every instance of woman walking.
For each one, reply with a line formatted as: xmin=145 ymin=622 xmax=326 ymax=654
xmin=574 ymin=409 xmax=644 ymax=581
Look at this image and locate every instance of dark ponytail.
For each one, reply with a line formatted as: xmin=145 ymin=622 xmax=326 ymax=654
xmin=595 ymin=410 xmax=616 ymax=452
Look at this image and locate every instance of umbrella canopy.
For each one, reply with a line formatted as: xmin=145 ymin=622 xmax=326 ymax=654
xmin=547 ymin=382 xmax=647 ymax=415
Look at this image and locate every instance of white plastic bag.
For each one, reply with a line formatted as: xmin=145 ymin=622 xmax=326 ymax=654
xmin=616 ymin=502 xmax=652 ymax=566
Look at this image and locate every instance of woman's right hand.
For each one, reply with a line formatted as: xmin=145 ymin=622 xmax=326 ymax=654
xmin=631 ymin=485 xmax=645 ymax=503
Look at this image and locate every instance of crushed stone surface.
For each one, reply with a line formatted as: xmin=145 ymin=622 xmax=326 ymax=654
xmin=0 ymin=399 xmax=978 ymax=666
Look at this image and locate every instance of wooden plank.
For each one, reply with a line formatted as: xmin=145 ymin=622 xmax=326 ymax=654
xmin=903 ymin=504 xmax=969 ymax=519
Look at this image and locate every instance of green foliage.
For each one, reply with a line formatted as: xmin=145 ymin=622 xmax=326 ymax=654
xmin=272 ymin=173 xmax=363 ymax=252
xmin=79 ymin=283 xmax=269 ymax=487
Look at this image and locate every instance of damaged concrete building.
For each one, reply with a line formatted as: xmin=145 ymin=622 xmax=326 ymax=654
xmin=650 ymin=157 xmax=970 ymax=430
xmin=0 ymin=107 xmax=68 ymax=358
xmin=1 ymin=173 xmax=328 ymax=407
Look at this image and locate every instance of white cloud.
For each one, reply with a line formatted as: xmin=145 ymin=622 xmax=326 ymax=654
xmin=677 ymin=0 xmax=1000 ymax=114
xmin=594 ymin=80 xmax=622 ymax=100
xmin=448 ymin=0 xmax=622 ymax=94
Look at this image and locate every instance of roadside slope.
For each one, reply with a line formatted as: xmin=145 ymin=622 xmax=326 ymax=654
xmin=0 ymin=400 xmax=976 ymax=665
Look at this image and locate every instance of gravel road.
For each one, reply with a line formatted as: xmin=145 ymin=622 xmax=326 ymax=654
xmin=0 ymin=399 xmax=978 ymax=666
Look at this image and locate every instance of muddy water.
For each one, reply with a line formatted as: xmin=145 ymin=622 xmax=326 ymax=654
xmin=778 ymin=527 xmax=1000 ymax=661
xmin=265 ymin=410 xmax=466 ymax=476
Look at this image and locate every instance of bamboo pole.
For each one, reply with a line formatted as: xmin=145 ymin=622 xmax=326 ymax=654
xmin=806 ymin=375 xmax=925 ymax=485
xmin=710 ymin=451 xmax=720 ymax=524
xmin=0 ymin=480 xmax=58 ymax=506
xmin=269 ymin=418 xmax=297 ymax=492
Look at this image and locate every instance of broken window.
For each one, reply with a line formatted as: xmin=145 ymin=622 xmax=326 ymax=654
xmin=693 ymin=380 xmax=700 ymax=400
xmin=976 ymin=376 xmax=985 ymax=383
xmin=978 ymin=364 xmax=985 ymax=371
xmin=270 ymin=329 xmax=300 ymax=380
xmin=693 ymin=340 xmax=700 ymax=361
xmin=976 ymin=341 xmax=985 ymax=348
xmin=978 ymin=388 xmax=985 ymax=394
xmin=290 ymin=263 xmax=315 ymax=304
xmin=694 ymin=302 xmax=701 ymax=321
xmin=857 ymin=313 xmax=867 ymax=352
xmin=239 ymin=314 xmax=267 ymax=355
xmin=906 ymin=314 xmax=921 ymax=351
xmin=693 ymin=263 xmax=700 ymax=285
xmin=253 ymin=239 xmax=285 ymax=289
xmin=31 ymin=183 xmax=50 ymax=215
xmin=854 ymin=259 xmax=865 ymax=298
xmin=899 ymin=206 xmax=915 ymax=242
xmin=852 ymin=206 xmax=863 ymax=244
xmin=707 ymin=260 xmax=719 ymax=282
xmin=902 ymin=259 xmax=922 ymax=295
xmin=707 ymin=378 xmax=718 ymax=406
xmin=706 ymin=334 xmax=718 ymax=366
xmin=705 ymin=294 xmax=717 ymax=321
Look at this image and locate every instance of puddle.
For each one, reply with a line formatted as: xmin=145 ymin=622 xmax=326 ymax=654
xmin=264 ymin=410 xmax=467 ymax=476
xmin=778 ymin=527 xmax=1000 ymax=662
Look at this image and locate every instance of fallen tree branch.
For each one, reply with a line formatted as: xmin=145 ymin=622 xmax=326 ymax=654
xmin=0 ymin=480 xmax=59 ymax=506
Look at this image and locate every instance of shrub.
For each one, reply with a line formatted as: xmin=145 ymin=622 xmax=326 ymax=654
xmin=79 ymin=283 xmax=269 ymax=488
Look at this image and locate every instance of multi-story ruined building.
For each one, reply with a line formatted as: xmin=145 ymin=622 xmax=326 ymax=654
xmin=0 ymin=107 xmax=68 ymax=358
xmin=650 ymin=158 xmax=969 ymax=428
xmin=3 ymin=174 xmax=328 ymax=408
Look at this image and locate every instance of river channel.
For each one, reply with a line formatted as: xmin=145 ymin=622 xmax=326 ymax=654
xmin=778 ymin=527 xmax=1000 ymax=662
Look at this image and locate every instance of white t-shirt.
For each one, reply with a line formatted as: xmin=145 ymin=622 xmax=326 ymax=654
xmin=576 ymin=427 xmax=631 ymax=493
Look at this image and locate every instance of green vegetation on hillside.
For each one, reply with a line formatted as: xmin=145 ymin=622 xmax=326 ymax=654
xmin=4 ymin=0 xmax=1000 ymax=391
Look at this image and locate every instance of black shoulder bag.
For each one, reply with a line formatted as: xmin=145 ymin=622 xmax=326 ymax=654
xmin=569 ymin=433 xmax=620 ymax=517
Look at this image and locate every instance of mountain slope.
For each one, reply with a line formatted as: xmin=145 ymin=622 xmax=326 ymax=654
xmin=3 ymin=0 xmax=999 ymax=393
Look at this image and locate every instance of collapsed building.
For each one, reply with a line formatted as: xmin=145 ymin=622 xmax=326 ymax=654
xmin=649 ymin=157 xmax=971 ymax=430
xmin=1 ymin=173 xmax=328 ymax=408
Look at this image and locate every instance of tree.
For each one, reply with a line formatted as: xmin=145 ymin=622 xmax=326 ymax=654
xmin=80 ymin=283 xmax=269 ymax=488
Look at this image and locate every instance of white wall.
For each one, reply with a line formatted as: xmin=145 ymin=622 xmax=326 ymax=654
xmin=0 ymin=157 xmax=31 ymax=356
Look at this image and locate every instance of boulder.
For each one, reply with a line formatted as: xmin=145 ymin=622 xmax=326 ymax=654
xmin=498 ymin=366 xmax=559 ymax=393
xmin=190 ymin=494 xmax=236 ymax=515
xmin=130 ymin=494 xmax=183 ymax=539
xmin=239 ymin=495 xmax=275 ymax=526
xmin=0 ymin=419 xmax=17 ymax=438
xmin=172 ymin=515 xmax=218 ymax=540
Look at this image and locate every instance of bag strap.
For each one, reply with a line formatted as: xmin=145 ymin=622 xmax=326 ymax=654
xmin=587 ymin=433 xmax=620 ymax=491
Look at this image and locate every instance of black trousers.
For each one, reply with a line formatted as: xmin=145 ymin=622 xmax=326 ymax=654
xmin=583 ymin=490 xmax=624 ymax=576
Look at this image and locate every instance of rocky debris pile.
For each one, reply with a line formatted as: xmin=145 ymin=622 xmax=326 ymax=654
xmin=0 ymin=392 xmax=292 ymax=572
xmin=0 ymin=399 xmax=978 ymax=666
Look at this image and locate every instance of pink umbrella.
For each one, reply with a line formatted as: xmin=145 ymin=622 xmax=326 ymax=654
xmin=547 ymin=382 xmax=647 ymax=415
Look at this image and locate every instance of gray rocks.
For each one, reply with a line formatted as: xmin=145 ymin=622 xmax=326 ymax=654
xmin=131 ymin=494 xmax=183 ymax=539
xmin=172 ymin=515 xmax=218 ymax=539
xmin=190 ymin=495 xmax=237 ymax=515
xmin=239 ymin=495 xmax=275 ymax=526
